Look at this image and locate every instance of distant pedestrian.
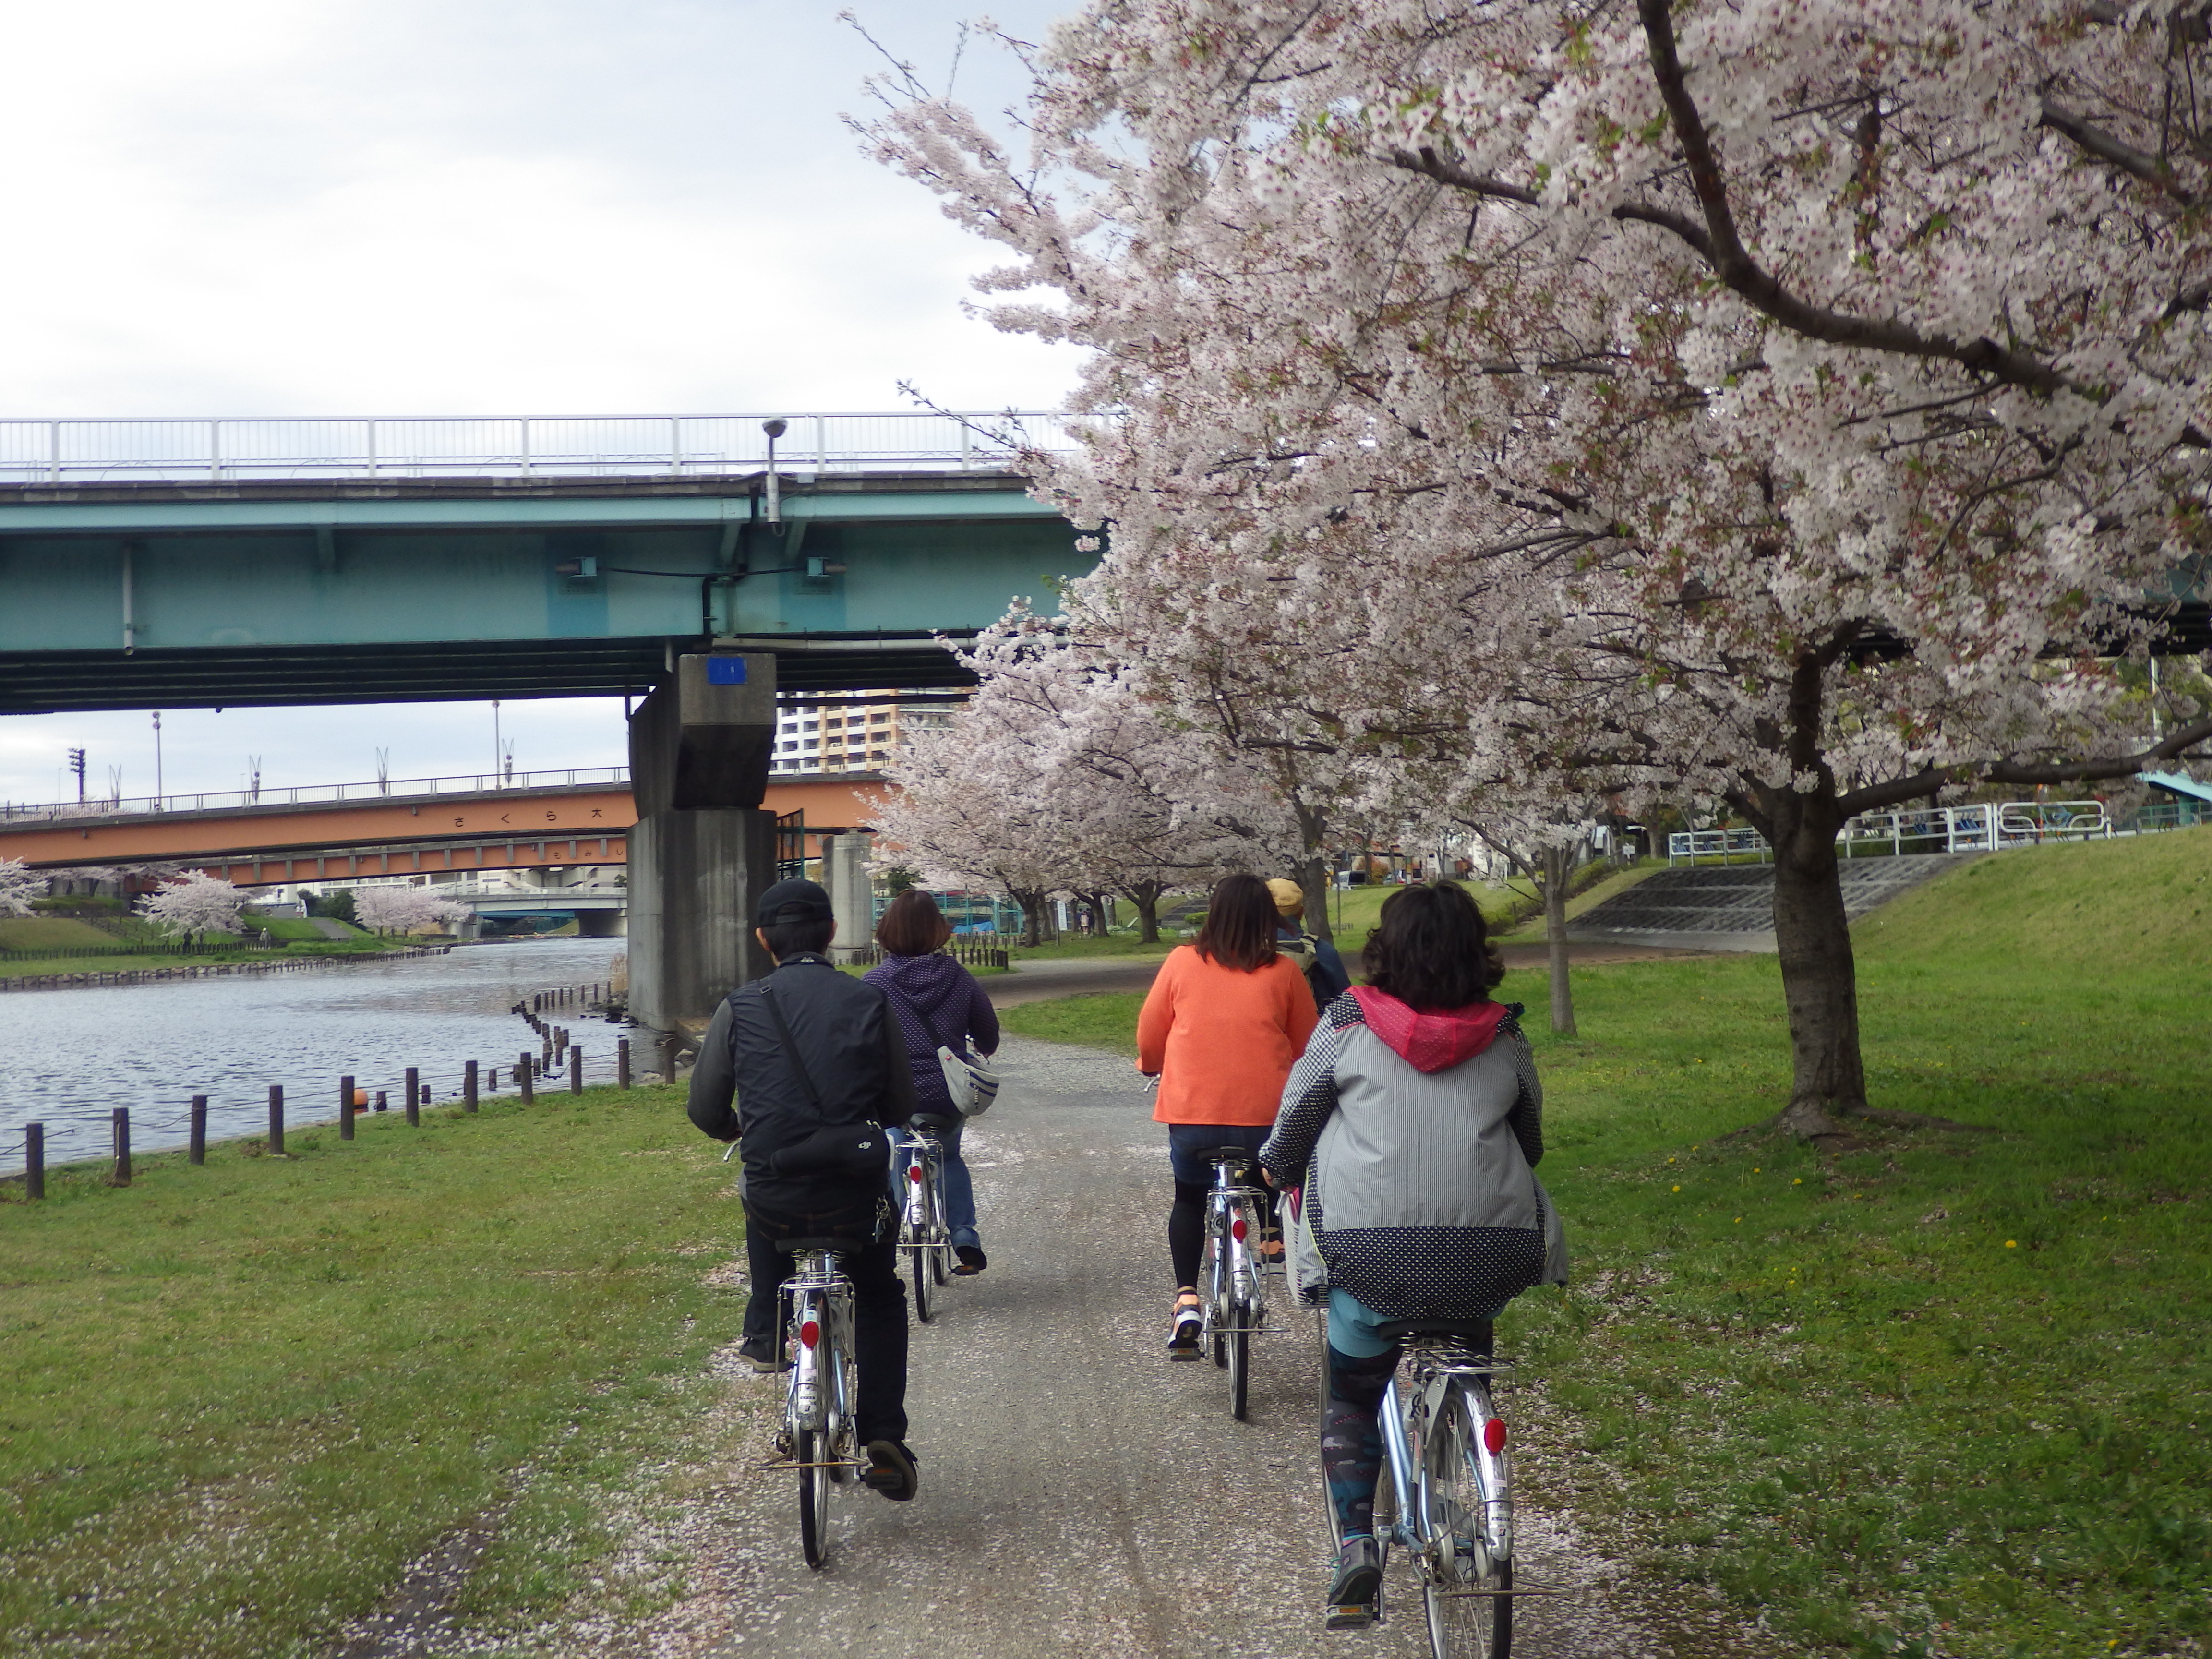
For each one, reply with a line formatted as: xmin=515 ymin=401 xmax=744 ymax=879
xmin=865 ymin=889 xmax=1000 ymax=1274
xmin=1136 ymin=872 xmax=1320 ymax=1356
xmin=1265 ymin=877 xmax=1351 ymax=1010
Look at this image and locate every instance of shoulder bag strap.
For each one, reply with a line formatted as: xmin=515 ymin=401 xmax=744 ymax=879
xmin=761 ymin=984 xmax=823 ymax=1109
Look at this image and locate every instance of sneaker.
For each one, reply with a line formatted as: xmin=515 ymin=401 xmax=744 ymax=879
xmin=953 ymin=1244 xmax=988 ymax=1276
xmin=1323 ymin=1535 xmax=1384 ymax=1629
xmin=736 ymin=1336 xmax=782 ymax=1374
xmin=862 ymin=1439 xmax=920 ymax=1502
xmin=1167 ymin=1294 xmax=1203 ymax=1359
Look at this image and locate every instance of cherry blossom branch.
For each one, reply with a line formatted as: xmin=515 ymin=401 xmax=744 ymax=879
xmin=2038 ymin=97 xmax=2198 ymax=205
xmin=1634 ymin=0 xmax=2080 ymax=400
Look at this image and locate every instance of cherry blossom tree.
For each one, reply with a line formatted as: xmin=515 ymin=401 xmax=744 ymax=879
xmin=866 ymin=0 xmax=2212 ymax=1138
xmin=137 ymin=872 xmax=247 ymax=940
xmin=0 ymin=857 xmax=40 ymax=919
xmin=354 ymin=885 xmax=470 ymax=936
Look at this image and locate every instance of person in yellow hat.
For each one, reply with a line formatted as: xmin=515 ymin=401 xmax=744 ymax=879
xmin=1265 ymin=878 xmax=1351 ymax=1012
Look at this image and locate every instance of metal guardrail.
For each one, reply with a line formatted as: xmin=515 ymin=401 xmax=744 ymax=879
xmin=1669 ymin=796 xmax=2207 ymax=864
xmin=1 ymin=766 xmax=631 ymax=823
xmin=0 ymin=410 xmax=1093 ymax=485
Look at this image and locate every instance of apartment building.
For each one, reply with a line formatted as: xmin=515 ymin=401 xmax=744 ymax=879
xmin=769 ymin=691 xmax=959 ymax=775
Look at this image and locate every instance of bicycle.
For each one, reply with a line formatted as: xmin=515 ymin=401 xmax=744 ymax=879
xmin=1320 ymin=1314 xmax=1519 ymax=1658
xmin=770 ymin=1237 xmax=864 ymax=1570
xmin=1196 ymin=1147 xmax=1271 ymax=1421
xmin=893 ymin=1111 xmax=958 ymax=1323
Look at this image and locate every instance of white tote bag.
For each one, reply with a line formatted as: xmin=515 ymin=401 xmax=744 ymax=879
xmin=935 ymin=1046 xmax=1002 ymax=1118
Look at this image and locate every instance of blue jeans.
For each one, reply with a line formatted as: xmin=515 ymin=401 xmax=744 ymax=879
xmin=890 ymin=1119 xmax=979 ymax=1249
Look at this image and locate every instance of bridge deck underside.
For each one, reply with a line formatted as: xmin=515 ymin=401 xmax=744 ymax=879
xmin=1 ymin=635 xmax=975 ymax=712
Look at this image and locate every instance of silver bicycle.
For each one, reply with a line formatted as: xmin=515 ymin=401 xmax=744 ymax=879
xmin=1197 ymin=1148 xmax=1270 ymax=1420
xmin=1321 ymin=1315 xmax=1518 ymax=1658
xmin=894 ymin=1112 xmax=958 ymax=1323
xmin=772 ymin=1238 xmax=863 ymax=1570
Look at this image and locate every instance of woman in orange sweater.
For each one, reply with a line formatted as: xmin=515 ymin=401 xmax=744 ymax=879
xmin=1137 ymin=872 xmax=1322 ymax=1355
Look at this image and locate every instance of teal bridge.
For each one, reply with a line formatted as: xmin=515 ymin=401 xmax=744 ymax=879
xmin=0 ymin=411 xmax=1097 ymax=713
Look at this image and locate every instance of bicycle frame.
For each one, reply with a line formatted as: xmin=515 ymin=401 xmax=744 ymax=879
xmin=781 ymin=1249 xmax=855 ymax=1445
xmin=896 ymin=1127 xmax=947 ymax=1248
xmin=1203 ymin=1155 xmax=1268 ymax=1333
xmin=1387 ymin=1344 xmax=1512 ymax=1579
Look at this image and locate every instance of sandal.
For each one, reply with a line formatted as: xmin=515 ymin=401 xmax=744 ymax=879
xmin=1167 ymin=1289 xmax=1203 ymax=1358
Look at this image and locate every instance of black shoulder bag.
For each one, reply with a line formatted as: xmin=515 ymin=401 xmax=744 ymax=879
xmin=760 ymin=986 xmax=891 ymax=1181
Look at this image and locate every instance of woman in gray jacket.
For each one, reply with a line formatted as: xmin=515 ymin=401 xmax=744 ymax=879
xmin=1259 ymin=880 xmax=1567 ymax=1631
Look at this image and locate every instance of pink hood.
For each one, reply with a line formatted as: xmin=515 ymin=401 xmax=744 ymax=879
xmin=1349 ymin=986 xmax=1509 ymax=1073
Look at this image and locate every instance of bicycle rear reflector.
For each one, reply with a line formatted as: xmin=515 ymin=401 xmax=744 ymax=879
xmin=907 ymin=1165 xmax=924 ymax=1183
xmin=1230 ymin=1216 xmax=1248 ymax=1241
xmin=799 ymin=1320 xmax=821 ymax=1350
xmin=1484 ymin=1418 xmax=1508 ymax=1454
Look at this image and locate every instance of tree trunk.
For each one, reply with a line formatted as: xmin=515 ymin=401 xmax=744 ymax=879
xmin=1296 ymin=853 xmax=1334 ymax=944
xmin=1120 ymin=880 xmax=1166 ymax=943
xmin=1764 ymin=787 xmax=1868 ymax=1138
xmin=1011 ymin=886 xmax=1049 ymax=949
xmin=1540 ymin=842 xmax=1576 ymax=1037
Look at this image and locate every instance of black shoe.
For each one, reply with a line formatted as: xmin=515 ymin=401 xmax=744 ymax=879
xmin=736 ymin=1336 xmax=781 ymax=1374
xmin=953 ymin=1244 xmax=988 ymax=1275
xmin=862 ymin=1439 xmax=920 ymax=1502
xmin=1324 ymin=1536 xmax=1383 ymax=1629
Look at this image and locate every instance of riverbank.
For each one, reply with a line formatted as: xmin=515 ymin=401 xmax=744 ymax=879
xmin=0 ymin=1078 xmax=735 ymax=1659
xmin=0 ymin=941 xmax=450 ymax=992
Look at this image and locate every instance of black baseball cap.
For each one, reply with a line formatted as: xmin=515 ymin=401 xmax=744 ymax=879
xmin=756 ymin=877 xmax=834 ymax=926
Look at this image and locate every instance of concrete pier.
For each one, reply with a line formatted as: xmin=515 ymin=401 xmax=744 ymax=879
xmin=625 ymin=652 xmax=777 ymax=1035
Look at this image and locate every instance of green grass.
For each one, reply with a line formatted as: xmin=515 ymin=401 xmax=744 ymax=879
xmin=255 ymin=916 xmax=349 ymax=943
xmin=0 ymin=1083 xmax=743 ymax=1658
xmin=1000 ymin=989 xmax=1147 ymax=1054
xmin=1003 ymin=830 xmax=2212 ymax=1657
xmin=0 ymin=916 xmax=121 ymax=952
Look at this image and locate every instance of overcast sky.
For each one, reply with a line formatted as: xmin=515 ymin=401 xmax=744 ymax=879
xmin=0 ymin=0 xmax=1078 ymax=805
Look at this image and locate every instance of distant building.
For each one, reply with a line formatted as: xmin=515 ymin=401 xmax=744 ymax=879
xmin=769 ymin=690 xmax=960 ymax=775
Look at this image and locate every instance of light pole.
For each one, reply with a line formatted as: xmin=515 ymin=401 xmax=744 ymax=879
xmin=762 ymin=419 xmax=787 ymax=529
xmin=151 ymin=711 xmax=163 ymax=805
xmin=493 ymin=700 xmax=502 ymax=785
xmin=67 ymin=747 xmax=86 ymax=802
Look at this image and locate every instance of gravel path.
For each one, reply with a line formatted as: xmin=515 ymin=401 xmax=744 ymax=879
xmin=571 ymin=1034 xmax=1768 ymax=1659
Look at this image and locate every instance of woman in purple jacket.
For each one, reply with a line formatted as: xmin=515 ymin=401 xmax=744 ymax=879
xmin=864 ymin=890 xmax=1000 ymax=1273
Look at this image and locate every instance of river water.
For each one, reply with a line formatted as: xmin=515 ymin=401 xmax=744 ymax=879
xmin=0 ymin=938 xmax=629 ymax=1177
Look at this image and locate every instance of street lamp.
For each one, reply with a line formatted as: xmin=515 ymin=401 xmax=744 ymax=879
xmin=762 ymin=418 xmax=788 ymax=529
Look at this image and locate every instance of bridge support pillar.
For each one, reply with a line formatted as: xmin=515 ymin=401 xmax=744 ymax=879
xmin=825 ymin=830 xmax=877 ymax=963
xmin=625 ymin=652 xmax=777 ymax=1037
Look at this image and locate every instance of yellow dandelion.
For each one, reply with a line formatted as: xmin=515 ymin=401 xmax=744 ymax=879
xmin=2006 ymin=1239 xmax=2017 ymax=1248
xmin=1793 ymin=1178 xmax=1803 ymax=1185
xmin=1753 ymin=1167 xmax=1761 ymax=1174
xmin=1671 ymin=1184 xmax=1681 ymax=1192
xmin=1734 ymin=1216 xmax=1743 ymax=1224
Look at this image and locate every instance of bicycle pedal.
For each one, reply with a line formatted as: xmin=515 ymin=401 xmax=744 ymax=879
xmin=1323 ymin=1600 xmax=1379 ymax=1631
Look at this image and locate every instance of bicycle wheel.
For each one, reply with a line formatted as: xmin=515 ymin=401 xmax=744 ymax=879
xmin=796 ymin=1427 xmax=831 ymax=1570
xmin=911 ymin=1243 xmax=933 ymax=1323
xmin=931 ymin=1240 xmax=950 ymax=1285
xmin=1420 ymin=1391 xmax=1512 ymax=1659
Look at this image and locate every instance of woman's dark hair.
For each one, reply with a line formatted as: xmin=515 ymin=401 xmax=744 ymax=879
xmin=1193 ymin=872 xmax=1281 ymax=973
xmin=876 ymin=888 xmax=953 ymax=957
xmin=1361 ymin=881 xmax=1505 ymax=1010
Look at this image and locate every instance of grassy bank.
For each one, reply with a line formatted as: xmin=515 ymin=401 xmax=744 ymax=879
xmin=0 ymin=1083 xmax=741 ymax=1658
xmin=1003 ymin=830 xmax=2212 ymax=1658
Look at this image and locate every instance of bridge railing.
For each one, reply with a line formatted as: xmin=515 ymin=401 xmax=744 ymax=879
xmin=0 ymin=766 xmax=631 ymax=823
xmin=0 ymin=411 xmax=1097 ymax=485
xmin=1666 ymin=797 xmax=2184 ymax=864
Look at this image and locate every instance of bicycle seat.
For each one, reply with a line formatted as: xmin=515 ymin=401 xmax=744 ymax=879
xmin=907 ymin=1112 xmax=962 ymax=1136
xmin=1199 ymin=1146 xmax=1261 ymax=1166
xmin=1377 ymin=1317 xmax=1495 ymax=1345
xmin=776 ymin=1236 xmax=862 ymax=1255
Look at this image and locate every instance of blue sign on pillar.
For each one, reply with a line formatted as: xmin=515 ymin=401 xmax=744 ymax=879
xmin=706 ymin=657 xmax=748 ymax=685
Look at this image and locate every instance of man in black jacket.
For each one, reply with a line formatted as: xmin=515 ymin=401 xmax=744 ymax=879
xmin=687 ymin=877 xmax=921 ymax=1502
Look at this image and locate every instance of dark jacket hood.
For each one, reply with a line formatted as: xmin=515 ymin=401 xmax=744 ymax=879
xmin=1349 ymin=986 xmax=1509 ymax=1073
xmin=873 ymin=950 xmax=968 ymax=1017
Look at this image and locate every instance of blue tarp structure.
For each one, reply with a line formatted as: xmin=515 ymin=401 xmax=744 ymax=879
xmin=2141 ymin=770 xmax=2212 ymax=805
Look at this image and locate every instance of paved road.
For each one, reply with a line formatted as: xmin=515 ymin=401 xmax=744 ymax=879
xmin=623 ymin=1036 xmax=1748 ymax=1659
